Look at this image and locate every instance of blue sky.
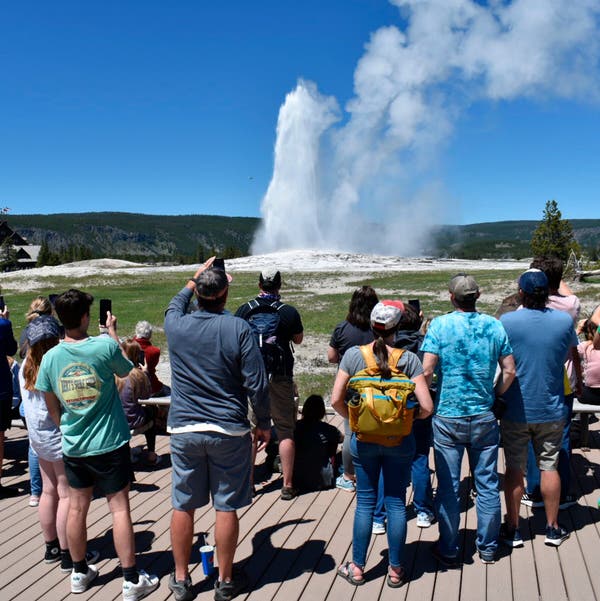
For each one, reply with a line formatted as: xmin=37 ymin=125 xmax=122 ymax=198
xmin=1 ymin=1 xmax=598 ymax=227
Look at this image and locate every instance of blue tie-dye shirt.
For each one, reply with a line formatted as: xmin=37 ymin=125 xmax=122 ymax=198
xmin=421 ymin=311 xmax=512 ymax=417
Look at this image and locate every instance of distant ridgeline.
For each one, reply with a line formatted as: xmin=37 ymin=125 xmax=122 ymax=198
xmin=8 ymin=212 xmax=260 ymax=264
xmin=6 ymin=213 xmax=600 ymax=264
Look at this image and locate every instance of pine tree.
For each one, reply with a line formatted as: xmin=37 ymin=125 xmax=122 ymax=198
xmin=37 ymin=239 xmax=51 ymax=266
xmin=530 ymin=200 xmax=580 ymax=261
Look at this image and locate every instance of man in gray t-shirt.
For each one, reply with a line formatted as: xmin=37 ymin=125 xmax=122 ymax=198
xmin=165 ymin=259 xmax=270 ymax=601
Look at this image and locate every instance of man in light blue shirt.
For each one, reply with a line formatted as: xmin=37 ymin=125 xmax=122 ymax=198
xmin=500 ymin=269 xmax=579 ymax=549
xmin=422 ymin=274 xmax=515 ymax=565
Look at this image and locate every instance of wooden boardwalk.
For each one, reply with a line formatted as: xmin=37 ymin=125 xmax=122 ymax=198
xmin=2 ymin=414 xmax=600 ymax=601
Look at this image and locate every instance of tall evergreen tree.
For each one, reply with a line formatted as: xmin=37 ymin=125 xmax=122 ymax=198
xmin=530 ymin=200 xmax=580 ymax=261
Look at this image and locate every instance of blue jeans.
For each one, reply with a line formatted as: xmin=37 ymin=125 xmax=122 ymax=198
xmin=433 ymin=412 xmax=500 ymax=558
xmin=373 ymin=417 xmax=434 ymax=523
xmin=29 ymin=446 xmax=42 ymax=497
xmin=525 ymin=396 xmax=573 ymax=498
xmin=350 ymin=433 xmax=414 ymax=568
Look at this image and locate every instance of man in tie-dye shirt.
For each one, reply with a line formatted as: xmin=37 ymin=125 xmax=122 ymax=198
xmin=422 ymin=274 xmax=515 ymax=566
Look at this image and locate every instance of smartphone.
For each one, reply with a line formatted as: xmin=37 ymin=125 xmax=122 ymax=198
xmin=408 ymin=298 xmax=421 ymax=314
xmin=99 ymin=299 xmax=112 ymax=326
xmin=0 ymin=296 xmax=5 ymax=311
xmin=49 ymin=294 xmax=58 ymax=307
xmin=137 ymin=349 xmax=145 ymax=365
xmin=213 ymin=257 xmax=225 ymax=271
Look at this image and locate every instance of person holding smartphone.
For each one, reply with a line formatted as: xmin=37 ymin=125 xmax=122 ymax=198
xmin=35 ymin=289 xmax=159 ymax=598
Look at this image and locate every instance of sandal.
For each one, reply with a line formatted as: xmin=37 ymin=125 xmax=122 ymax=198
xmin=337 ymin=561 xmax=365 ymax=586
xmin=387 ymin=566 xmax=405 ymax=588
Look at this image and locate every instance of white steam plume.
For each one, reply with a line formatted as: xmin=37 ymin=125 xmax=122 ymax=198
xmin=253 ymin=0 xmax=600 ymax=255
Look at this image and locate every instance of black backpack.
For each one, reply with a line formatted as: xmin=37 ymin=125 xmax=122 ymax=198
xmin=244 ymin=300 xmax=287 ymax=378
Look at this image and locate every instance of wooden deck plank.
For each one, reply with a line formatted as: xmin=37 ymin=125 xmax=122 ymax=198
xmin=3 ymin=418 xmax=600 ymax=600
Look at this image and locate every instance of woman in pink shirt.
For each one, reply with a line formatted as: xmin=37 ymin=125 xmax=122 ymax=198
xmin=577 ymin=317 xmax=600 ymax=404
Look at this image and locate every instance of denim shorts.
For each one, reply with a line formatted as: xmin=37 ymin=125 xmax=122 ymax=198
xmin=170 ymin=431 xmax=252 ymax=511
xmin=501 ymin=419 xmax=563 ymax=472
xmin=63 ymin=443 xmax=131 ymax=495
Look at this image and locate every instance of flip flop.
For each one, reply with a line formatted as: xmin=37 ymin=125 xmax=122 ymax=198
xmin=387 ymin=566 xmax=405 ymax=588
xmin=337 ymin=562 xmax=365 ymax=586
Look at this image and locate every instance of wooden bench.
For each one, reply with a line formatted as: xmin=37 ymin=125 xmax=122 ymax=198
xmin=572 ymin=398 xmax=599 ymax=450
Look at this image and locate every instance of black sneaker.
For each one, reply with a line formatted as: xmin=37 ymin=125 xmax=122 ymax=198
xmin=44 ymin=545 xmax=61 ymax=564
xmin=500 ymin=523 xmax=524 ymax=548
xmin=544 ymin=525 xmax=569 ymax=547
xmin=521 ymin=492 xmax=544 ymax=508
xmin=559 ymin=494 xmax=578 ymax=510
xmin=214 ymin=571 xmax=248 ymax=601
xmin=168 ymin=572 xmax=196 ymax=601
xmin=280 ymin=487 xmax=298 ymax=501
xmin=478 ymin=551 xmax=495 ymax=565
xmin=60 ymin=550 xmax=100 ymax=573
xmin=431 ymin=544 xmax=459 ymax=568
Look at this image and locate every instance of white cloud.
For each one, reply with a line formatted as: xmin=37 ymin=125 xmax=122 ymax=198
xmin=254 ymin=0 xmax=600 ymax=255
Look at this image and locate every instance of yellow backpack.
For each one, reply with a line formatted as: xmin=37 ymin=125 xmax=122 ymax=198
xmin=347 ymin=345 xmax=417 ymax=447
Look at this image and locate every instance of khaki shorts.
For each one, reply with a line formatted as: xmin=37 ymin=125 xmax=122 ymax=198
xmin=249 ymin=376 xmax=297 ymax=441
xmin=501 ymin=419 xmax=564 ymax=472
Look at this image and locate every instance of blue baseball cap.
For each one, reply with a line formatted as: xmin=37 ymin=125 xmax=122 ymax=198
xmin=518 ymin=269 xmax=549 ymax=294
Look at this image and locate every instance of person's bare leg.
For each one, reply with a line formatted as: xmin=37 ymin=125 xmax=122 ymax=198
xmin=55 ymin=463 xmax=70 ymax=549
xmin=106 ymin=485 xmax=136 ymax=569
xmin=540 ymin=469 xmax=561 ymax=528
xmin=67 ymin=486 xmax=93 ymax=562
xmin=38 ymin=458 xmax=59 ymax=542
xmin=503 ymin=466 xmax=524 ymax=529
xmin=215 ymin=510 xmax=239 ymax=582
xmin=278 ymin=438 xmax=295 ymax=489
xmin=170 ymin=508 xmax=195 ymax=581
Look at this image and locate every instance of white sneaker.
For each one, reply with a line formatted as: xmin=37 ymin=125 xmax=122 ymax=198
xmin=372 ymin=521 xmax=386 ymax=535
xmin=122 ymin=570 xmax=160 ymax=601
xmin=416 ymin=510 xmax=435 ymax=528
xmin=71 ymin=565 xmax=99 ymax=594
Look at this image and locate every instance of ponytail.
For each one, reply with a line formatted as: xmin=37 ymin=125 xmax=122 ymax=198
xmin=373 ymin=336 xmax=392 ymax=379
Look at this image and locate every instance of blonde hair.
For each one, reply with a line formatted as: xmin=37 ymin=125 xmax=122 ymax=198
xmin=115 ymin=339 xmax=150 ymax=399
xmin=26 ymin=296 xmax=52 ymax=323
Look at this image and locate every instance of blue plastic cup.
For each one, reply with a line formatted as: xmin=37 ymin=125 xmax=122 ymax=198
xmin=200 ymin=544 xmax=216 ymax=576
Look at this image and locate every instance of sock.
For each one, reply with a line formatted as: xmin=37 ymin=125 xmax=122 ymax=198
xmin=73 ymin=559 xmax=88 ymax=575
xmin=122 ymin=566 xmax=139 ymax=584
xmin=45 ymin=538 xmax=59 ymax=551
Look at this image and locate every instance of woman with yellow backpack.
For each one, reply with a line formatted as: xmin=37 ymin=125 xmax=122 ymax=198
xmin=331 ymin=300 xmax=433 ymax=588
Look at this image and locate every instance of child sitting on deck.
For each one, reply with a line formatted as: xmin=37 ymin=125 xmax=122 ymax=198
xmin=293 ymin=394 xmax=342 ymax=492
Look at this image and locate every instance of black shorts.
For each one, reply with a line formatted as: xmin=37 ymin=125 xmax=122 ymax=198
xmin=63 ymin=443 xmax=131 ymax=495
xmin=0 ymin=392 xmax=12 ymax=432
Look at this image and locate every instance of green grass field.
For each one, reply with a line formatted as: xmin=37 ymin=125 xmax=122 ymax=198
xmin=2 ymin=264 xmax=598 ymax=400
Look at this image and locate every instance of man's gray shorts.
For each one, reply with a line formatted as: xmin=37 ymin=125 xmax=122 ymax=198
xmin=170 ymin=431 xmax=252 ymax=511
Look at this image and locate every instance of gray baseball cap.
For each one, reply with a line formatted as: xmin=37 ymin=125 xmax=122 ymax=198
xmin=449 ymin=273 xmax=479 ymax=301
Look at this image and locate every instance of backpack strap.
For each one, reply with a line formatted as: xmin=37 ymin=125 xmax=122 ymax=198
xmin=358 ymin=344 xmax=404 ymax=376
xmin=246 ymin=299 xmax=260 ymax=313
xmin=246 ymin=299 xmax=285 ymax=316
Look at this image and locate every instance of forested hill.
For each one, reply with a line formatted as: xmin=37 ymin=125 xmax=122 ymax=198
xmin=9 ymin=212 xmax=260 ymax=262
xmin=7 ymin=212 xmax=600 ymax=262
xmin=426 ymin=219 xmax=600 ymax=260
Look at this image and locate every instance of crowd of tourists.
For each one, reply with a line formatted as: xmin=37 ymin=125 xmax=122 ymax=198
xmin=0 ymin=254 xmax=599 ymax=601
